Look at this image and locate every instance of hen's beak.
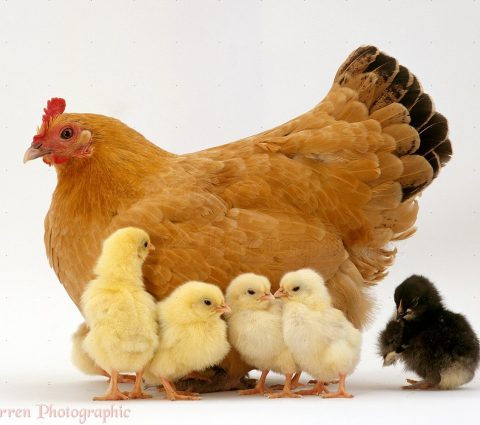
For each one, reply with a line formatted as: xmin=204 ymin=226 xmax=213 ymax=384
xmin=259 ymin=293 xmax=275 ymax=301
xmin=23 ymin=143 xmax=51 ymax=163
xmin=274 ymin=288 xmax=288 ymax=298
xmin=148 ymin=243 xmax=156 ymax=252
xmin=216 ymin=303 xmax=231 ymax=315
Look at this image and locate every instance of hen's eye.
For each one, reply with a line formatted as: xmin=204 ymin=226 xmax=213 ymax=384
xmin=204 ymin=300 xmax=212 ymax=306
xmin=411 ymin=299 xmax=419 ymax=308
xmin=144 ymin=241 xmax=148 ymax=248
xmin=293 ymin=286 xmax=300 ymax=292
xmin=247 ymin=290 xmax=255 ymax=295
xmin=60 ymin=127 xmax=74 ymax=140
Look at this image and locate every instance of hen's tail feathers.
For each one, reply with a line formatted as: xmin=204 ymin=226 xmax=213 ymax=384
xmin=334 ymin=45 xmax=452 ymax=199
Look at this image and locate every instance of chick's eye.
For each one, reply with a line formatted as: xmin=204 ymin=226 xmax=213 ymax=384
xmin=60 ymin=127 xmax=74 ymax=140
xmin=247 ymin=290 xmax=255 ymax=295
xmin=143 ymin=241 xmax=148 ymax=248
xmin=204 ymin=300 xmax=212 ymax=306
xmin=293 ymin=286 xmax=300 ymax=292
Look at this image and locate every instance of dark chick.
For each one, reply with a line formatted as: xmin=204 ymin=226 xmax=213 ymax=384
xmin=381 ymin=275 xmax=479 ymax=390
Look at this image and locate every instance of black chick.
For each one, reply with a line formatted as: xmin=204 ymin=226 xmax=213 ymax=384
xmin=379 ymin=274 xmax=479 ymax=390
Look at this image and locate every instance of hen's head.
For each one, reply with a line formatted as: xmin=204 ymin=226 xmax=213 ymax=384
xmin=24 ymin=98 xmax=93 ymax=166
xmin=275 ymin=268 xmax=331 ymax=307
xmin=225 ymin=273 xmax=275 ymax=312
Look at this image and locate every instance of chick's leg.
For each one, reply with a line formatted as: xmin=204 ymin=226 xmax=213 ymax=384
xmin=296 ymin=379 xmax=329 ymax=396
xmin=271 ymin=372 xmax=305 ymax=390
xmin=93 ymin=370 xmax=129 ymax=401
xmin=101 ymin=369 xmax=136 ymax=384
xmin=160 ymin=376 xmax=201 ymax=401
xmin=239 ymin=369 xmax=272 ymax=396
xmin=267 ymin=373 xmax=302 ymax=399
xmin=321 ymin=373 xmax=353 ymax=398
xmin=124 ymin=370 xmax=152 ymax=399
xmin=402 ymin=379 xmax=434 ymax=390
xmin=181 ymin=371 xmax=213 ymax=383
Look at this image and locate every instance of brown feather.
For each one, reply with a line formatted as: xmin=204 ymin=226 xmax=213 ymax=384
xmin=41 ymin=46 xmax=452 ymax=388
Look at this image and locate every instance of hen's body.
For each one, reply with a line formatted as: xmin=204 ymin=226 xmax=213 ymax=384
xmin=37 ymin=46 xmax=451 ymax=388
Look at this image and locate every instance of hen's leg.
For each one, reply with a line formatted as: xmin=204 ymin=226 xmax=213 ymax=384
xmin=267 ymin=373 xmax=302 ymax=399
xmin=239 ymin=369 xmax=272 ymax=395
xmin=160 ymin=376 xmax=201 ymax=401
xmin=93 ymin=370 xmax=129 ymax=401
xmin=321 ymin=373 xmax=353 ymax=398
xmin=124 ymin=370 xmax=152 ymax=399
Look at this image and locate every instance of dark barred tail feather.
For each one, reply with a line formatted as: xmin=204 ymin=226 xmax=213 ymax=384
xmin=335 ymin=45 xmax=452 ymax=199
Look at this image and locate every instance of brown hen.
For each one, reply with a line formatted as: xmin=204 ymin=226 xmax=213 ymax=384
xmin=24 ymin=46 xmax=452 ymax=391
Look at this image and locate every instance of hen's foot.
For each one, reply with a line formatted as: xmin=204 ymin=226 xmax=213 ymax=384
xmin=402 ymin=379 xmax=434 ymax=390
xmin=308 ymin=379 xmax=338 ymax=385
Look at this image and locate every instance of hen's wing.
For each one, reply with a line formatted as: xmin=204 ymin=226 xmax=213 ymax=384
xmin=106 ymin=46 xmax=450 ymax=329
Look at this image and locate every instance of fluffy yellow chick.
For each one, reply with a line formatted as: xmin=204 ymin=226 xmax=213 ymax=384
xmin=71 ymin=323 xmax=136 ymax=383
xmin=146 ymin=281 xmax=231 ymax=400
xmin=226 ymin=273 xmax=301 ymax=398
xmin=275 ymin=268 xmax=361 ymax=398
xmin=81 ymin=227 xmax=158 ymax=401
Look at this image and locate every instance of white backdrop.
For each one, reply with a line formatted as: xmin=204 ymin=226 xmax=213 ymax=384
xmin=0 ymin=1 xmax=479 ymax=424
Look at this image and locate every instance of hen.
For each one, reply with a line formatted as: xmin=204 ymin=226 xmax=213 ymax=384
xmin=24 ymin=46 xmax=452 ymax=391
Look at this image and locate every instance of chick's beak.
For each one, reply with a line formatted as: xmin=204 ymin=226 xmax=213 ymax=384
xmin=274 ymin=288 xmax=288 ymax=298
xmin=148 ymin=243 xmax=155 ymax=252
xmin=259 ymin=293 xmax=275 ymax=301
xmin=216 ymin=303 xmax=231 ymax=315
xmin=23 ymin=143 xmax=51 ymax=163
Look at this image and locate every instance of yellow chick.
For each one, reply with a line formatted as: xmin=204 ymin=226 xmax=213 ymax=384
xmin=275 ymin=268 xmax=361 ymax=398
xmin=81 ymin=227 xmax=158 ymax=401
xmin=146 ymin=281 xmax=231 ymax=400
xmin=71 ymin=323 xmax=137 ymax=383
xmin=226 ymin=273 xmax=301 ymax=398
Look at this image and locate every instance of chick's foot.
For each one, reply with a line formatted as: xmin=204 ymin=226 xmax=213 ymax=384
xmin=160 ymin=376 xmax=201 ymax=401
xmin=266 ymin=373 xmax=302 ymax=399
xmin=296 ymin=380 xmax=329 ymax=396
xmin=239 ymin=369 xmax=272 ymax=396
xmin=271 ymin=372 xmax=305 ymax=390
xmin=124 ymin=371 xmax=152 ymax=399
xmin=321 ymin=374 xmax=353 ymax=398
xmin=93 ymin=371 xmax=129 ymax=401
xmin=402 ymin=379 xmax=435 ymax=390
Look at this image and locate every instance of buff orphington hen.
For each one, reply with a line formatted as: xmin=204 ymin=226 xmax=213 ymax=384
xmin=24 ymin=46 xmax=452 ymax=392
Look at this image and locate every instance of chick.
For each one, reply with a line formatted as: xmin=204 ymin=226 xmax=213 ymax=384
xmin=381 ymin=275 xmax=480 ymax=390
xmin=71 ymin=323 xmax=136 ymax=383
xmin=146 ymin=281 xmax=231 ymax=400
xmin=275 ymin=268 xmax=361 ymax=398
xmin=226 ymin=273 xmax=301 ymax=398
xmin=81 ymin=227 xmax=158 ymax=400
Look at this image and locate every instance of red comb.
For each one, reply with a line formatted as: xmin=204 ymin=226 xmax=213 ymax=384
xmin=33 ymin=97 xmax=66 ymax=142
